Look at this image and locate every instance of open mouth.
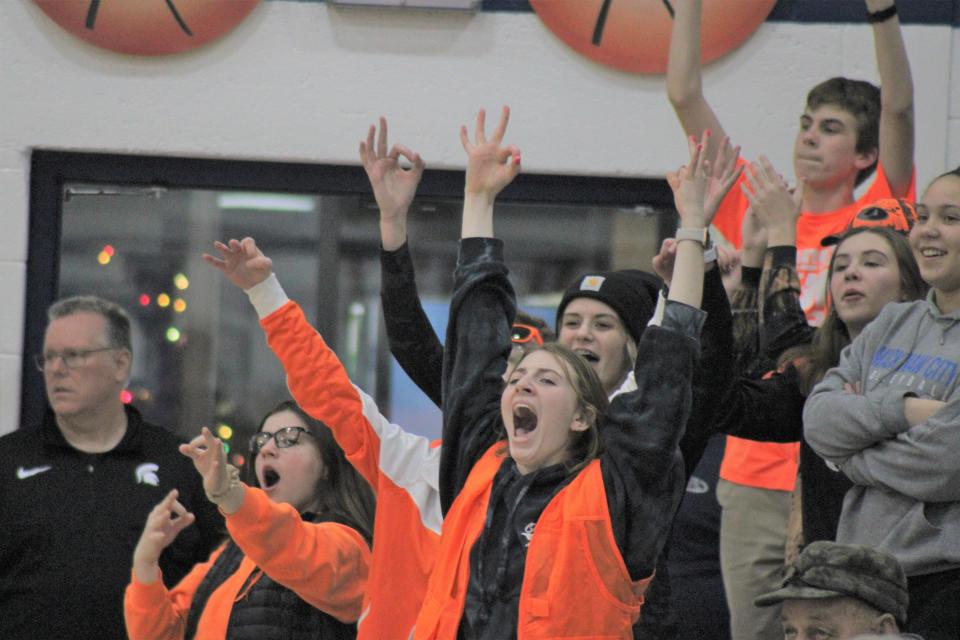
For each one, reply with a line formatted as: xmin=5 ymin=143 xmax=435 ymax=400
xmin=921 ymin=248 xmax=947 ymax=258
xmin=513 ymin=405 xmax=539 ymax=437
xmin=262 ymin=467 xmax=280 ymax=489
xmin=575 ymin=349 xmax=600 ymax=364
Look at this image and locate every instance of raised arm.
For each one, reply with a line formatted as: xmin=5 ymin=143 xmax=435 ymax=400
xmin=439 ymin=107 xmax=520 ymax=512
xmin=740 ymin=156 xmax=815 ymax=358
xmin=203 ymin=239 xmax=441 ymax=515
xmin=666 ymin=0 xmax=728 ymax=162
xmin=867 ymin=0 xmax=914 ymax=197
xmin=759 ymin=246 xmax=816 ymax=360
xmin=600 ymin=134 xmax=714 ymax=580
xmin=360 ymin=118 xmax=445 ymax=407
xmin=676 ymin=137 xmax=743 ymax=470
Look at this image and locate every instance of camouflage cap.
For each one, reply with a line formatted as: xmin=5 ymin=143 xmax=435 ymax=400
xmin=755 ymin=541 xmax=908 ymax=626
xmin=820 ymin=198 xmax=918 ymax=247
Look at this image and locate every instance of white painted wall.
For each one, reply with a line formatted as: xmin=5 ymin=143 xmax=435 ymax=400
xmin=0 ymin=0 xmax=956 ymax=433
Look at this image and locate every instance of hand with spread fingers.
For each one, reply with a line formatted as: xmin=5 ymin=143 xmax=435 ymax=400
xmin=668 ymin=130 xmax=743 ymax=230
xmin=203 ymin=237 xmax=273 ymax=291
xmin=360 ymin=116 xmax=426 ymax=251
xmin=667 ymin=131 xmax=711 ymax=229
xmin=704 ymin=135 xmax=743 ymax=224
xmin=741 ymin=155 xmax=804 ymax=248
xmin=132 ymin=489 xmax=196 ymax=584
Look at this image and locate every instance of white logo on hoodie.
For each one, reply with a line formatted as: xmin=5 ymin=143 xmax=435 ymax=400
xmin=135 ymin=463 xmax=160 ymax=486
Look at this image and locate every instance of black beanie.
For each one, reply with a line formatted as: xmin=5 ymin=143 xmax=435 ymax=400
xmin=555 ymin=269 xmax=663 ymax=345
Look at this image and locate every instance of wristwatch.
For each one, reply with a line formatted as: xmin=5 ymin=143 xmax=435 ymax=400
xmin=676 ymin=227 xmax=709 ymax=246
xmin=676 ymin=227 xmax=717 ymax=262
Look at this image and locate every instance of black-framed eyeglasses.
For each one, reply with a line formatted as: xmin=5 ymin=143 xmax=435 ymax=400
xmin=35 ymin=347 xmax=115 ymax=371
xmin=250 ymin=426 xmax=313 ymax=452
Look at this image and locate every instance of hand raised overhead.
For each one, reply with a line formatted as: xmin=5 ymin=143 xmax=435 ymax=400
xmin=461 ymin=106 xmax=521 ymax=201
xmin=668 ymin=131 xmax=743 ymax=229
xmin=704 ymin=135 xmax=743 ymax=224
xmin=203 ymin=237 xmax=273 ymax=290
xmin=741 ymin=155 xmax=804 ymax=246
xmin=360 ymin=116 xmax=425 ymax=227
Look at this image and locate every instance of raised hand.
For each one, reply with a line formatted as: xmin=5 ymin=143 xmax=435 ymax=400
xmin=703 ymin=135 xmax=743 ymax=225
xmin=132 ymin=489 xmax=196 ymax=584
xmin=179 ymin=427 xmax=230 ymax=500
xmin=202 ymin=237 xmax=273 ymax=290
xmin=460 ymin=106 xmax=521 ymax=201
xmin=666 ymin=131 xmax=710 ymax=229
xmin=359 ymin=117 xmax=425 ymax=250
xmin=741 ymin=156 xmax=804 ymax=247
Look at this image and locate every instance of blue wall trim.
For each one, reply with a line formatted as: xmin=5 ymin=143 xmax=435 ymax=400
xmin=766 ymin=0 xmax=957 ymax=26
xmin=279 ymin=0 xmax=959 ymax=26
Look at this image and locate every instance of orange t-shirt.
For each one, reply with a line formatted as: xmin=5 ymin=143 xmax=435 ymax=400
xmin=714 ymin=163 xmax=916 ymax=491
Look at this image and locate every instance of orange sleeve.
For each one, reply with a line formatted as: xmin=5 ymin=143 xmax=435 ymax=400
xmin=861 ymin=162 xmax=917 ymax=204
xmin=123 ymin=543 xmax=226 ymax=640
xmin=225 ymin=486 xmax=371 ymax=623
xmin=710 ymin=157 xmax=750 ymax=249
xmin=260 ymin=301 xmax=381 ymax=487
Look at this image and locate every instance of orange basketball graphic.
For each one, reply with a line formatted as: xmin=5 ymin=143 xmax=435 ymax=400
xmin=34 ymin=0 xmax=260 ymax=56
xmin=530 ymin=0 xmax=777 ymax=74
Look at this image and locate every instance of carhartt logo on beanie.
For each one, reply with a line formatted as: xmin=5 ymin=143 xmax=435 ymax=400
xmin=555 ymin=269 xmax=662 ymax=344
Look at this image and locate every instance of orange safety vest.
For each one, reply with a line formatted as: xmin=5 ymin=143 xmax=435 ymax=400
xmin=414 ymin=444 xmax=652 ymax=640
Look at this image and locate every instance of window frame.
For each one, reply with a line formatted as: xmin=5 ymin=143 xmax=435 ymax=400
xmin=24 ymin=149 xmax=673 ymax=428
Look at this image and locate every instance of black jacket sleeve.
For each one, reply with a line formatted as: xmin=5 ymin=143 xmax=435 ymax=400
xmin=380 ymin=242 xmax=445 ymax=408
xmin=602 ymin=300 xmax=705 ymax=581
xmin=760 ymin=245 xmax=816 ymax=361
xmin=706 ymin=246 xmax=811 ymax=445
xmin=730 ymin=265 xmax=768 ymax=378
xmin=439 ymin=238 xmax=516 ymax=514
xmin=715 ymin=367 xmax=808 ymax=443
xmin=679 ymin=265 xmax=734 ymax=478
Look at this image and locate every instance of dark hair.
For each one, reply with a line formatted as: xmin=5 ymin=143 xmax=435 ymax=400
xmin=786 ymin=227 xmax=926 ymax=395
xmin=503 ymin=343 xmax=609 ymax=473
xmin=48 ymin=295 xmax=132 ymax=354
xmin=516 ymin=310 xmax=555 ymax=343
xmin=806 ymin=77 xmax=881 ymax=187
xmin=245 ymin=400 xmax=376 ymax=544
xmin=927 ymin=166 xmax=960 ymax=188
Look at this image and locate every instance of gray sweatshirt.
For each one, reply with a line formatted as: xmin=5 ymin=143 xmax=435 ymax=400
xmin=804 ymin=293 xmax=960 ymax=576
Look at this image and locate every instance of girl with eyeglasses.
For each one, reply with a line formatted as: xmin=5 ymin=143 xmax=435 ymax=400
xmin=124 ymin=401 xmax=375 ymax=640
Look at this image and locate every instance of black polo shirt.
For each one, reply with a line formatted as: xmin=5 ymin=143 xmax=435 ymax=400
xmin=0 ymin=406 xmax=223 ymax=640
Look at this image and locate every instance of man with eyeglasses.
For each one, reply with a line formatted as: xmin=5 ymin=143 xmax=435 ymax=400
xmin=0 ymin=295 xmax=222 ymax=640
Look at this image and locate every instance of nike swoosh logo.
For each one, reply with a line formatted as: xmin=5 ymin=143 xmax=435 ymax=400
xmin=17 ymin=465 xmax=53 ymax=480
